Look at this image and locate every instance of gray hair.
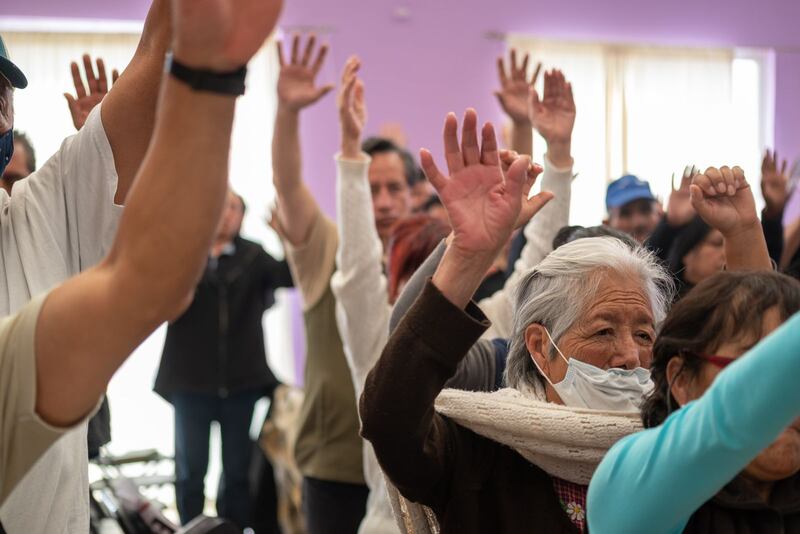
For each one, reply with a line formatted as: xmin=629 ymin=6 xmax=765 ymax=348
xmin=504 ymin=236 xmax=674 ymax=392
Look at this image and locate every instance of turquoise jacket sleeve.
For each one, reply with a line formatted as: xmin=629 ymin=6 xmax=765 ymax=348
xmin=587 ymin=311 xmax=800 ymax=534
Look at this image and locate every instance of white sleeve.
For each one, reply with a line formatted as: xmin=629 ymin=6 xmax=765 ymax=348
xmin=479 ymin=155 xmax=573 ymax=339
xmin=11 ymin=104 xmax=123 ymax=277
xmin=330 ymin=154 xmax=392 ymax=396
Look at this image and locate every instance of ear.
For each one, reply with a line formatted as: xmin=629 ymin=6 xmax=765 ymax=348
xmin=525 ymin=323 xmax=550 ymax=375
xmin=666 ymin=356 xmax=694 ymax=407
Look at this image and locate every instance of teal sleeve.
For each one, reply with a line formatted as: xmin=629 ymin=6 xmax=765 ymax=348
xmin=587 ymin=311 xmax=800 ymax=534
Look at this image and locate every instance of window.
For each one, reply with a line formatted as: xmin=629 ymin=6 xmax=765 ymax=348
xmin=507 ymin=35 xmax=773 ymax=226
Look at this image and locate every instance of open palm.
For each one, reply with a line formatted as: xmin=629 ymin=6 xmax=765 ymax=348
xmin=529 ymin=69 xmax=576 ymax=144
xmin=495 ymin=49 xmax=541 ymax=124
xmin=690 ymin=166 xmax=759 ymax=236
xmin=277 ymin=35 xmax=334 ymax=111
xmin=420 ymin=110 xmax=533 ymax=257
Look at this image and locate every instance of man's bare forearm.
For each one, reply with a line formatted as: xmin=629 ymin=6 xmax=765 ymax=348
xmin=271 ymin=105 xmax=319 ymax=245
xmin=102 ymin=0 xmax=171 ymax=204
xmin=35 ymin=76 xmax=236 ymax=426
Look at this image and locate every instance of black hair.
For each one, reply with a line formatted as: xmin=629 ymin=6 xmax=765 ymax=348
xmin=361 ymin=136 xmax=421 ymax=187
xmin=12 ymin=130 xmax=36 ymax=173
xmin=641 ymin=270 xmax=800 ymax=428
xmin=552 ymin=224 xmax=639 ymax=250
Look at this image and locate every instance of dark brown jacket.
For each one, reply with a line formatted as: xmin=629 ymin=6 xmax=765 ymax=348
xmin=360 ymin=280 xmax=579 ymax=533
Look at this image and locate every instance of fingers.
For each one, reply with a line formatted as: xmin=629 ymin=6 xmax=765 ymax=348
xmin=290 ymin=34 xmax=300 ymax=65
xmin=510 ymin=49 xmax=518 ymax=74
xmin=82 ymin=54 xmax=98 ymax=94
xmin=781 ymin=158 xmax=788 ymax=176
xmin=301 ymin=35 xmax=316 ymax=67
xmin=311 ymin=44 xmax=329 ymax=76
xmin=96 ymin=58 xmax=108 ymax=94
xmin=692 ymin=171 xmax=718 ymax=198
xmin=499 ymin=149 xmax=519 ymax=172
xmin=497 ymin=57 xmax=508 ymax=86
xmin=519 ymin=54 xmax=530 ymax=79
xmin=70 ymin=62 xmax=86 ymax=99
xmin=443 ymin=112 xmax=463 ymax=175
xmin=521 ymin=162 xmax=544 ymax=198
xmin=341 ymin=56 xmax=360 ymax=84
xmin=111 ymin=69 xmax=120 ymax=84
xmin=505 ymin=155 xmax=531 ymax=200
xmin=732 ymin=166 xmax=747 ymax=189
xmin=277 ymin=40 xmax=285 ymax=67
xmin=531 ymin=62 xmax=543 ymax=85
xmin=420 ymin=148 xmax=447 ymax=191
xmin=461 ymin=109 xmax=481 ymax=166
xmin=526 ymin=191 xmax=554 ymax=216
xmin=719 ymin=165 xmax=737 ymax=196
xmin=480 ymin=122 xmax=500 ymax=167
xmin=688 ymin=184 xmax=707 ymax=214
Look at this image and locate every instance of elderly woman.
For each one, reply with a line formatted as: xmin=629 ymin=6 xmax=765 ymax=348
xmin=588 ymin=271 xmax=800 ymax=533
xmin=360 ymin=108 xmax=674 ymax=534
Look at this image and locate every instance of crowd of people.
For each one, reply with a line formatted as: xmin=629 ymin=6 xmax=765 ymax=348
xmin=1 ymin=1 xmax=800 ymax=533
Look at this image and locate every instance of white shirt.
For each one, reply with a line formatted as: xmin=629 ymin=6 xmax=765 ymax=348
xmin=0 ymin=105 xmax=122 ymax=534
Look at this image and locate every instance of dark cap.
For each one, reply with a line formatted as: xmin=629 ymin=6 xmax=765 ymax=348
xmin=0 ymin=35 xmax=28 ymax=89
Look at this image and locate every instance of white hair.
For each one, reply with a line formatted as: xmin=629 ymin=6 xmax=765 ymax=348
xmin=504 ymin=236 xmax=674 ymax=392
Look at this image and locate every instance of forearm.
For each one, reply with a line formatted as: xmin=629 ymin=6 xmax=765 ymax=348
xmin=545 ymin=139 xmax=573 ymax=169
xmin=724 ymin=222 xmax=772 ymax=272
xmin=589 ymin=311 xmax=800 ymax=534
xmin=35 ymin=76 xmax=236 ymax=426
xmin=510 ymin=120 xmax=533 ymax=156
xmin=272 ymin=106 xmax=319 ymax=245
xmin=102 ymin=0 xmax=171 ymax=204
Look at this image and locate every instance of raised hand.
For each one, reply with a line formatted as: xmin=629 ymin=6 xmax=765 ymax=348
xmin=495 ymin=49 xmax=541 ymax=125
xmin=499 ymin=149 xmax=552 ymax=229
xmin=529 ymin=69 xmax=576 ymax=146
xmin=64 ymin=55 xmax=120 ymax=131
xmin=337 ymin=57 xmax=367 ymax=159
xmin=277 ymin=34 xmax=335 ymax=112
xmin=171 ymin=0 xmax=283 ymax=72
xmin=689 ymin=166 xmax=759 ymax=237
xmin=761 ymin=149 xmax=789 ymax=219
xmin=666 ymin=165 xmax=699 ymax=227
xmin=421 ymin=109 xmax=546 ymax=259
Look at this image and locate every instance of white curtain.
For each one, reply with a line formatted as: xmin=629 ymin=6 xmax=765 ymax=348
xmin=3 ymin=28 xmax=288 ymax=509
xmin=508 ymin=35 xmax=768 ymax=226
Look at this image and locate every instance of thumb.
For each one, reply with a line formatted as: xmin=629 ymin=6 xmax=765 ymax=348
xmin=689 ymin=184 xmax=710 ymax=218
xmin=312 ymin=84 xmax=335 ymax=104
xmin=526 ymin=191 xmax=554 ymax=216
xmin=494 ymin=91 xmax=508 ymax=109
xmin=505 ymin=155 xmax=530 ymax=199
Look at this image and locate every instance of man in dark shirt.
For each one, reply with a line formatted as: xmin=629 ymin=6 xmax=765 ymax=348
xmin=155 ymin=190 xmax=293 ymax=529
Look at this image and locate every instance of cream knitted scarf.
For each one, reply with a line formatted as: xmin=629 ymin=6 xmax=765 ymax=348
xmin=386 ymin=387 xmax=644 ymax=534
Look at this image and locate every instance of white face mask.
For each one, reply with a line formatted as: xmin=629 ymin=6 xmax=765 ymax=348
xmin=531 ymin=328 xmax=654 ymax=412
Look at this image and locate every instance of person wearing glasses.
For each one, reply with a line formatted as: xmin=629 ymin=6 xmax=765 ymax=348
xmin=587 ymin=167 xmax=800 ymax=533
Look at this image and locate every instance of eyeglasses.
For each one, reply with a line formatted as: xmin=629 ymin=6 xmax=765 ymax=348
xmin=680 ymin=350 xmax=736 ymax=369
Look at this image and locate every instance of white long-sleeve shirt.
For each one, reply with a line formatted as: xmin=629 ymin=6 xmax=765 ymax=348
xmin=331 ymin=154 xmax=573 ymax=534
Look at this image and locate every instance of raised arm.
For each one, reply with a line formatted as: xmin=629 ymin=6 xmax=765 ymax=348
xmin=64 ymin=55 xmax=119 ymax=131
xmin=690 ymin=166 xmax=771 ymax=271
xmin=588 ymin=311 xmax=800 ymax=534
xmin=495 ymin=49 xmax=541 ymax=156
xmin=329 ymin=57 xmax=391 ymax=391
xmin=100 ymin=0 xmax=171 ymax=204
xmin=271 ymin=35 xmax=334 ymax=246
xmin=760 ymin=150 xmax=788 ymax=263
xmin=34 ymin=0 xmax=283 ymax=428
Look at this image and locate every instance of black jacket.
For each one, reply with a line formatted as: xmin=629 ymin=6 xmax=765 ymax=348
xmin=155 ymin=236 xmax=293 ymax=400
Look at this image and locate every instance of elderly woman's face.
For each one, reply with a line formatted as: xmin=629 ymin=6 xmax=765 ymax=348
xmin=527 ymin=270 xmax=656 ymax=404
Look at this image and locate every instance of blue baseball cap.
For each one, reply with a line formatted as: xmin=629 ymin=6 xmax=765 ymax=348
xmin=0 ymin=35 xmax=27 ymax=89
xmin=606 ymin=174 xmax=655 ymax=211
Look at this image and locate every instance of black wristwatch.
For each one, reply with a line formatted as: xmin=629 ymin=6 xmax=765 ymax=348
xmin=166 ymin=53 xmax=247 ymax=96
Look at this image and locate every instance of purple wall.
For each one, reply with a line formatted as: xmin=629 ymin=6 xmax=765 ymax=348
xmin=6 ymin=0 xmax=799 ymax=381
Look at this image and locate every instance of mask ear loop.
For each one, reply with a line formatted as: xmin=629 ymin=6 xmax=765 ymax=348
xmin=530 ymin=326 xmax=566 ymax=387
xmin=542 ymin=327 xmax=569 ymax=366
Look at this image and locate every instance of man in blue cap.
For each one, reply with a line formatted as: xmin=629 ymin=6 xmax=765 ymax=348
xmin=604 ymin=174 xmax=663 ymax=243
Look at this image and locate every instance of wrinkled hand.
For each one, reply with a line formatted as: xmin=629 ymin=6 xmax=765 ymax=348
xmin=666 ymin=165 xmax=698 ymax=227
xmin=499 ymin=149 xmax=552 ymax=229
xmin=529 ymin=69 xmax=576 ymax=145
xmin=277 ymin=34 xmax=334 ymax=112
xmin=64 ymin=55 xmax=119 ymax=131
xmin=690 ymin=166 xmax=759 ymax=237
xmin=171 ymin=0 xmax=283 ymax=71
xmin=337 ymin=57 xmax=367 ymax=158
xmin=761 ymin=149 xmax=789 ymax=218
xmin=420 ymin=109 xmax=550 ymax=259
xmin=495 ymin=49 xmax=541 ymax=125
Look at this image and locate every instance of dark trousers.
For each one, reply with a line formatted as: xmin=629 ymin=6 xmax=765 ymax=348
xmin=173 ymin=389 xmax=262 ymax=529
xmin=302 ymin=476 xmax=369 ymax=534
